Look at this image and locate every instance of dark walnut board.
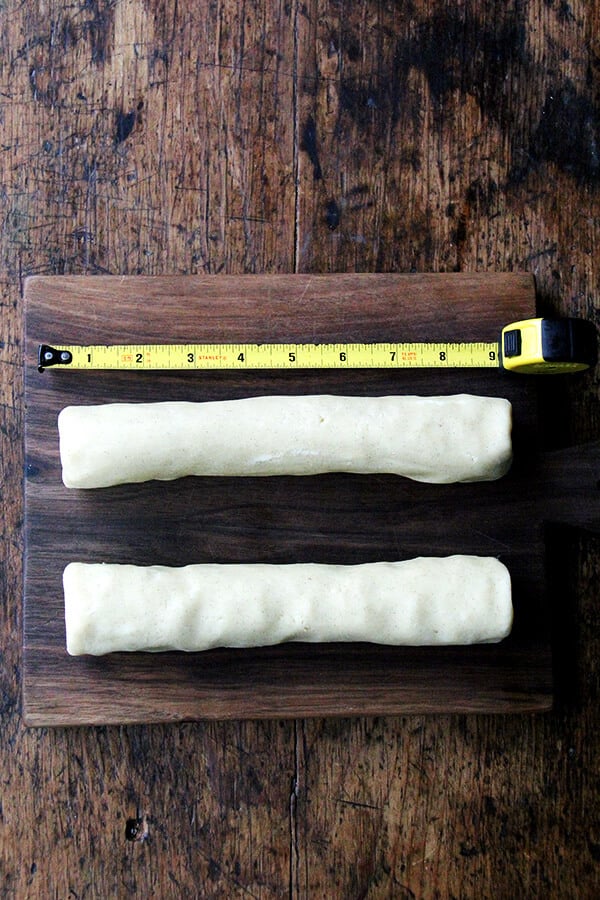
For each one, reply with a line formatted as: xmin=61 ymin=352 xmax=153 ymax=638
xmin=23 ymin=271 xmax=582 ymax=725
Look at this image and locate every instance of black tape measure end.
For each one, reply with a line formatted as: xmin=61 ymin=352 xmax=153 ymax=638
xmin=38 ymin=345 xmax=73 ymax=372
xmin=541 ymin=318 xmax=598 ymax=368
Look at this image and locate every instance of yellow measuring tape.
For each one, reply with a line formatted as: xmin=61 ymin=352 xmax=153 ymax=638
xmin=38 ymin=317 xmax=596 ymax=375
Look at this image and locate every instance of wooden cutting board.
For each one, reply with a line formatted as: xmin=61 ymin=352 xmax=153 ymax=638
xmin=23 ymin=272 xmax=564 ymax=724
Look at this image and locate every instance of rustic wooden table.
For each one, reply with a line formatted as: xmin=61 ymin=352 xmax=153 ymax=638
xmin=2 ymin=1 xmax=600 ymax=897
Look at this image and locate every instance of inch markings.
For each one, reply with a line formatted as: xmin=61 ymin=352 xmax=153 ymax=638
xmin=39 ymin=341 xmax=500 ymax=371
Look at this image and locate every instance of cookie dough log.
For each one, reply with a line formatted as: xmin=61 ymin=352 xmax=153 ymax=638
xmin=58 ymin=394 xmax=512 ymax=488
xmin=64 ymin=556 xmax=513 ymax=655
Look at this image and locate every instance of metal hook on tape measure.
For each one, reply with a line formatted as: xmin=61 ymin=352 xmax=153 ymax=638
xmin=38 ymin=345 xmax=73 ymax=372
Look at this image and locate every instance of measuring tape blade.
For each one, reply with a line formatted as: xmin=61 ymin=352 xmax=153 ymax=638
xmin=38 ymin=341 xmax=499 ymax=371
xmin=38 ymin=318 xmax=597 ymax=375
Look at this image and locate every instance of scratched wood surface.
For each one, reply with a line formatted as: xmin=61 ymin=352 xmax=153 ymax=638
xmin=1 ymin=1 xmax=600 ymax=897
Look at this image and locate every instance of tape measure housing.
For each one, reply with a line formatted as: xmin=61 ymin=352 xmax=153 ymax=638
xmin=501 ymin=317 xmax=597 ymax=374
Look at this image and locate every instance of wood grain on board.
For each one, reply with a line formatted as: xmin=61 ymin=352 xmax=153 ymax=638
xmin=3 ymin=0 xmax=600 ymax=897
xmin=23 ymin=272 xmax=555 ymax=724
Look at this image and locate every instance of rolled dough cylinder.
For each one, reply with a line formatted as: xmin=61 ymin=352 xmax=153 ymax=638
xmin=63 ymin=556 xmax=513 ymax=655
xmin=58 ymin=394 xmax=512 ymax=488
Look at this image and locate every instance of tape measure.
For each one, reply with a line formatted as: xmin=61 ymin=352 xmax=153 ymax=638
xmin=38 ymin=317 xmax=596 ymax=374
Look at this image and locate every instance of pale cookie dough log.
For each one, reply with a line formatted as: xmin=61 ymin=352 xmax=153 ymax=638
xmin=58 ymin=394 xmax=512 ymax=488
xmin=63 ymin=556 xmax=513 ymax=655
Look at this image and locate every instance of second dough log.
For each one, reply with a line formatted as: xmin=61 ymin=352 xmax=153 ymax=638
xmin=64 ymin=556 xmax=513 ymax=655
